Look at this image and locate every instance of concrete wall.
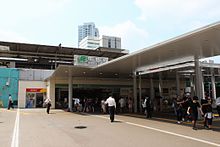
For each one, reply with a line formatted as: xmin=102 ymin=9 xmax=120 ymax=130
xmin=46 ymin=79 xmax=55 ymax=108
xmin=19 ymin=69 xmax=53 ymax=81
xmin=0 ymin=68 xmax=19 ymax=108
xmin=18 ymin=81 xmax=47 ymax=108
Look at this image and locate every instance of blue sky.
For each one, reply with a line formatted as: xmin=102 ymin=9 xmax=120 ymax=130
xmin=0 ymin=0 xmax=220 ymax=62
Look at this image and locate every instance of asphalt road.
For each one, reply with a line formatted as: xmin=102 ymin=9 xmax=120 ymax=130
xmin=0 ymin=108 xmax=220 ymax=147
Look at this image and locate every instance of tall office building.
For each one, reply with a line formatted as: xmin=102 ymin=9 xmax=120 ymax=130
xmin=79 ymin=35 xmax=122 ymax=50
xmin=78 ymin=22 xmax=99 ymax=47
xmin=79 ymin=36 xmax=100 ymax=49
xmin=78 ymin=22 xmax=121 ymax=50
xmin=100 ymin=35 xmax=121 ymax=49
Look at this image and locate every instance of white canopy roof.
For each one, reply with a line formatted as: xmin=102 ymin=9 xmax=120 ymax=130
xmin=51 ymin=21 xmax=220 ymax=79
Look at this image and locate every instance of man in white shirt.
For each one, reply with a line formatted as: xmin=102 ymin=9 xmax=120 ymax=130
xmin=8 ymin=94 xmax=14 ymax=110
xmin=105 ymin=96 xmax=116 ymax=122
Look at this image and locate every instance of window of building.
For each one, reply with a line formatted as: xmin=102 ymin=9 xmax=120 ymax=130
xmin=108 ymin=39 xmax=111 ymax=48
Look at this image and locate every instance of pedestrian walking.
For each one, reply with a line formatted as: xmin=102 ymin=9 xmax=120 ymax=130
xmin=128 ymin=98 xmax=133 ymax=113
xmin=44 ymin=97 xmax=52 ymax=114
xmin=8 ymin=94 xmax=14 ymax=110
xmin=83 ymin=98 xmax=89 ymax=112
xmin=105 ymin=95 xmax=116 ymax=122
xmin=187 ymin=96 xmax=203 ymax=130
xmin=172 ymin=97 xmax=177 ymax=115
xmin=216 ymin=97 xmax=220 ymax=117
xmin=119 ymin=97 xmax=126 ymax=113
xmin=143 ymin=96 xmax=152 ymax=118
xmin=101 ymin=99 xmax=106 ymax=113
xmin=182 ymin=93 xmax=192 ymax=122
xmin=202 ymin=97 xmax=213 ymax=129
xmin=175 ymin=97 xmax=184 ymax=124
xmin=73 ymin=98 xmax=80 ymax=112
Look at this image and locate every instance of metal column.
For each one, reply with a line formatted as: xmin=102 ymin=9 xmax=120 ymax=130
xmin=138 ymin=74 xmax=142 ymax=113
xmin=211 ymin=68 xmax=217 ymax=99
xmin=68 ymin=71 xmax=73 ymax=112
xmin=202 ymin=76 xmax=205 ymax=99
xmin=159 ymin=72 xmax=163 ymax=97
xmin=176 ymin=71 xmax=180 ymax=96
xmin=150 ymin=74 xmax=154 ymax=111
xmin=133 ymin=71 xmax=137 ymax=113
xmin=159 ymin=72 xmax=163 ymax=111
xmin=194 ymin=58 xmax=204 ymax=99
xmin=190 ymin=74 xmax=195 ymax=97
xmin=150 ymin=74 xmax=154 ymax=100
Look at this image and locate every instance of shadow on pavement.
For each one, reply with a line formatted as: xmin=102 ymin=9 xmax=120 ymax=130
xmin=48 ymin=113 xmax=56 ymax=114
xmin=113 ymin=120 xmax=122 ymax=123
xmin=74 ymin=126 xmax=87 ymax=129
xmin=73 ymin=112 xmax=90 ymax=116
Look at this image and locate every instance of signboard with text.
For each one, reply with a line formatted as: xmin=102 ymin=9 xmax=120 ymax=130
xmin=74 ymin=55 xmax=108 ymax=67
xmin=26 ymin=88 xmax=46 ymax=93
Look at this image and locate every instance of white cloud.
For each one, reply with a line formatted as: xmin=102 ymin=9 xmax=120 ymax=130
xmin=133 ymin=0 xmax=220 ymax=63
xmin=99 ymin=21 xmax=149 ymax=51
xmin=134 ymin=0 xmax=220 ymax=22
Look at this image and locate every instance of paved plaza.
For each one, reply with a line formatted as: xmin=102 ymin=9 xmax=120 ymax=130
xmin=0 ymin=108 xmax=220 ymax=147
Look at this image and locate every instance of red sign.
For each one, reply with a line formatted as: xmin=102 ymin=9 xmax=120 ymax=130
xmin=26 ymin=88 xmax=46 ymax=93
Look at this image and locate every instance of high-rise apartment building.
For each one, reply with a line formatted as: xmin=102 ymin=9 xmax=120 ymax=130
xmin=78 ymin=22 xmax=99 ymax=46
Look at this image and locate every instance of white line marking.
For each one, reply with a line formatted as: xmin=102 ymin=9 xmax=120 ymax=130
xmin=93 ymin=115 xmax=109 ymax=120
xmin=11 ymin=109 xmax=20 ymax=147
xmin=126 ymin=122 xmax=220 ymax=147
xmin=93 ymin=115 xmax=220 ymax=147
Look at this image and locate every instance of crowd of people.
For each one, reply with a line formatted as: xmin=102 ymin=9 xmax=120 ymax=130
xmin=172 ymin=93 xmax=220 ymax=130
xmin=5 ymin=92 xmax=220 ymax=127
xmin=70 ymin=97 xmax=134 ymax=114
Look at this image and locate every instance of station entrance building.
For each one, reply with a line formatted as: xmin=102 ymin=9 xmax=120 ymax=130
xmin=1 ymin=22 xmax=220 ymax=113
xmin=46 ymin=22 xmax=220 ymax=113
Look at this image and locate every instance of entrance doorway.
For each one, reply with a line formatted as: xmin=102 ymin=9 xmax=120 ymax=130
xmin=36 ymin=93 xmax=44 ymax=108
xmin=55 ymin=87 xmax=119 ymax=109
